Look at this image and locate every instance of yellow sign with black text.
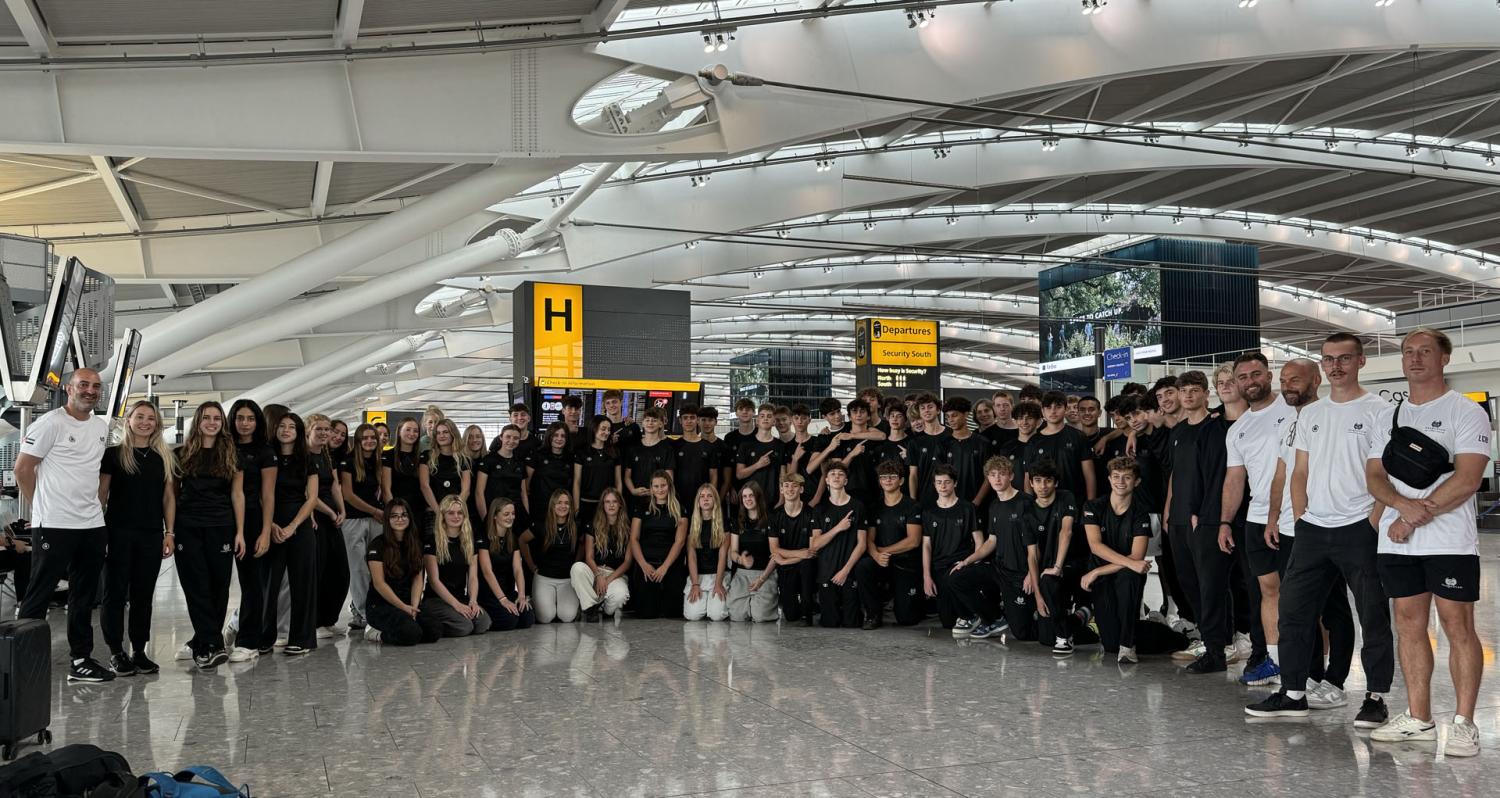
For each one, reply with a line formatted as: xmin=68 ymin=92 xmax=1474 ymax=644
xmin=854 ymin=317 xmax=941 ymax=390
xmin=534 ymin=283 xmax=584 ymax=379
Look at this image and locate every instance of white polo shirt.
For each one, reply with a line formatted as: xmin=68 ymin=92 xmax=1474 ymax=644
xmin=1226 ymin=394 xmax=1293 ymax=523
xmin=1369 ymin=390 xmax=1491 ymax=556
xmin=18 ymin=406 xmax=109 ymax=529
xmin=1294 ymin=392 xmax=1385 ymax=529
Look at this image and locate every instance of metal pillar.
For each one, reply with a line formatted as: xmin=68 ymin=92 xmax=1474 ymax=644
xmin=250 ymin=332 xmax=437 ymax=407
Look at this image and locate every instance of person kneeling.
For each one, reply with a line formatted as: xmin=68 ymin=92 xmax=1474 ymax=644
xmin=952 ymin=456 xmax=1041 ymax=643
xmin=923 ymin=465 xmax=984 ymax=634
xmin=521 ymin=490 xmax=584 ymax=623
xmin=810 ymin=462 xmax=868 ymax=628
xmin=728 ymin=483 xmax=779 ymax=622
xmin=684 ymin=485 xmax=731 ymax=621
xmin=420 ymin=496 xmax=492 ymax=636
xmin=855 ymin=460 xmax=923 ymax=629
xmin=364 ymin=499 xmax=443 ymax=645
xmin=572 ymin=488 xmax=633 ymax=620
xmin=1028 ymin=460 xmax=1091 ymax=656
xmin=476 ymin=498 xmax=535 ymax=630
xmin=1081 ymin=457 xmax=1155 ymax=664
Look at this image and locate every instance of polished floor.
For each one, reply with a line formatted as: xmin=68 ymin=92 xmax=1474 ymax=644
xmin=10 ymin=540 xmax=1500 ymax=798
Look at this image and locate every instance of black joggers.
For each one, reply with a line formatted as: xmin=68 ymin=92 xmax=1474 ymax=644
xmin=313 ymin=512 xmax=349 ymax=629
xmin=101 ymin=526 xmax=165 ymax=656
xmin=777 ymin=560 xmax=819 ymax=622
xmin=174 ymin=524 xmax=236 ymax=657
xmin=854 ymin=558 xmax=923 ymax=626
xmin=265 ymin=522 xmax=318 ymax=650
xmin=628 ymin=563 xmax=686 ymax=619
xmin=1279 ymin=519 xmax=1393 ymax=694
xmin=366 ymin=598 xmax=444 ymax=646
xmin=949 ymin=563 xmax=1038 ymax=641
xmin=19 ymin=526 xmax=106 ymax=660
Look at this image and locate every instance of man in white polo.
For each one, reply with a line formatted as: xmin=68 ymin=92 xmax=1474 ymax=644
xmin=15 ymin=368 xmax=114 ymax=683
xmin=1365 ymin=328 xmax=1488 ymax=755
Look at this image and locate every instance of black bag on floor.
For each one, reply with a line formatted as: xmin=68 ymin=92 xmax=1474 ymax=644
xmin=0 ymin=744 xmax=139 ymax=798
xmin=0 ymin=619 xmax=52 ymax=761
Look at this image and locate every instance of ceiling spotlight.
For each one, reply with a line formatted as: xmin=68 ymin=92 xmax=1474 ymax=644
xmin=1374 ymin=0 xmax=1396 ymax=7
xmin=1305 ymin=227 xmax=1315 ymax=238
xmin=1025 ymin=213 xmax=1038 ymax=223
xmin=549 ymin=195 xmax=565 ymax=208
xmin=1238 ymin=0 xmax=1259 ymax=7
xmin=1236 ymin=138 xmax=1251 ymax=148
xmin=933 ymin=146 xmax=951 ymax=159
xmin=1041 ymin=136 xmax=1060 ymax=152
xmin=1422 ymin=245 xmax=1433 ymax=256
xmin=1100 ymin=212 xmax=1113 ymax=223
xmin=689 ymin=173 xmax=710 ymax=187
xmin=1324 ymin=138 xmax=1340 ymax=151
xmin=1405 ymin=143 xmax=1420 ymax=158
xmin=1365 ymin=233 xmax=1377 ymax=244
xmin=752 ymin=269 xmax=764 ymax=279
xmin=1242 ymin=220 xmax=1253 ymax=230
xmin=815 ymin=158 xmax=834 ymax=172
xmin=1172 ymin=215 xmax=1184 ymax=225
xmin=685 ymin=241 xmax=698 ymax=250
xmin=823 ymin=265 xmax=835 ymax=274
xmin=905 ymin=7 xmax=936 ymax=28
xmin=864 ymin=221 xmax=878 ymax=230
xmin=775 ymin=228 xmax=791 ymax=239
xmin=1081 ymin=0 xmax=1107 ymax=15
xmin=946 ymin=215 xmax=959 ymax=225
xmin=1486 ymin=153 xmax=1497 ymax=167
xmin=1144 ymin=134 xmax=1161 ymax=145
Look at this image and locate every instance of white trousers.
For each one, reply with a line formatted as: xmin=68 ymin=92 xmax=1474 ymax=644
xmin=570 ymin=562 xmax=630 ymax=616
xmin=683 ymin=574 xmax=729 ymax=621
xmin=727 ymin=568 xmax=779 ymax=622
xmin=533 ymin=574 xmax=580 ymax=623
xmin=342 ymin=517 xmax=382 ymax=624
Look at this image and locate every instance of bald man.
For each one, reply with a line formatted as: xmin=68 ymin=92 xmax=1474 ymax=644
xmin=15 ymin=368 xmax=115 ymax=683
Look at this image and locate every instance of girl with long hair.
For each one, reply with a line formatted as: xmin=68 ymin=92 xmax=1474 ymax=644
xmin=462 ymin=424 xmax=488 ymax=530
xmin=628 ymin=472 xmax=687 ymax=620
xmin=571 ymin=487 xmax=632 ymax=620
xmin=524 ymin=422 xmax=573 ymax=523
xmin=519 ymin=490 xmax=582 ymax=623
xmin=381 ymin=418 xmax=424 ymax=516
xmin=420 ymin=495 xmax=491 ymax=636
xmin=99 ymin=401 xmax=175 ymax=675
xmin=572 ymin=415 xmax=620 ymax=539
xmin=266 ymin=413 xmax=319 ymax=655
xmin=684 ymin=484 xmax=731 ymax=621
xmin=418 ymin=418 xmax=471 ymax=531
xmin=340 ymin=423 xmax=386 ymax=631
xmin=306 ymin=413 xmax=349 ymax=638
xmin=328 ymin=419 xmax=352 ymax=462
xmin=474 ymin=424 xmax=528 ymax=533
xmin=171 ymin=401 xmax=245 ymax=669
xmin=476 ymin=497 xmax=535 ymax=631
xmin=226 ymin=399 xmax=277 ymax=661
xmin=728 ymin=481 xmax=780 ymax=622
xmin=362 ymin=499 xmax=441 ymax=645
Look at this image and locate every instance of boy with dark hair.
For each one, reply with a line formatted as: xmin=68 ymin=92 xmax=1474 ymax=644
xmin=510 ymin=403 xmax=541 ymax=461
xmin=809 ymin=462 xmax=868 ymax=628
xmin=941 ymin=396 xmax=993 ymax=506
xmin=1025 ymin=391 xmax=1097 ymax=501
xmin=674 ymin=404 xmax=717 ymax=508
xmin=911 ymin=393 xmax=948 ymax=506
xmin=822 ymin=399 xmax=883 ymax=506
xmin=783 ymin=404 xmax=822 ymax=506
xmin=1152 ymin=376 xmax=1184 ymax=429
xmin=1010 ymin=400 xmax=1044 ymax=492
xmin=601 ymin=389 xmax=641 ymax=451
xmin=722 ymin=398 xmax=758 ymax=498
xmin=562 ymin=394 xmax=586 ymax=448
xmin=855 ymin=459 xmax=924 ymax=629
xmin=1082 ymin=456 xmax=1156 ymax=663
xmin=1017 ymin=385 xmax=1043 ymax=404
xmin=769 ymin=473 xmax=819 ymax=625
xmin=624 ymin=407 xmax=675 ymax=514
xmin=1028 ymin=458 xmax=1091 ymax=655
xmin=950 ymin=456 xmax=1039 ymax=642
xmin=1163 ymin=370 xmax=1212 ymax=663
xmin=922 ymin=464 xmax=985 ymax=632
xmin=877 ymin=402 xmax=920 ymax=489
xmin=774 ymin=405 xmax=794 ymax=442
xmin=735 ymin=403 xmax=787 ymax=511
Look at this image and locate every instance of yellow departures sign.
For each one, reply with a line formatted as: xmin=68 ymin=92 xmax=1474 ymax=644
xmin=534 ymin=283 xmax=584 ymax=379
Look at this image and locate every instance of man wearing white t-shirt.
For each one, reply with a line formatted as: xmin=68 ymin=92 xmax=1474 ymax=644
xmin=1246 ymin=334 xmax=1393 ymax=728
xmin=14 ymin=369 xmax=114 ymax=683
xmin=1365 ymin=329 xmax=1488 ymax=755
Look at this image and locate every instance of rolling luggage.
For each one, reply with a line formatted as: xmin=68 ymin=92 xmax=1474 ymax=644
xmin=0 ymin=619 xmax=52 ymax=761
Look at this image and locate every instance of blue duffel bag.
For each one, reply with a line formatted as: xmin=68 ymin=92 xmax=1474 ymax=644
xmin=140 ymin=766 xmax=251 ymax=797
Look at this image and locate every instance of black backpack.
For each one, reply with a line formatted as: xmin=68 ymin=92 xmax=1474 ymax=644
xmin=0 ymin=745 xmax=141 ymax=798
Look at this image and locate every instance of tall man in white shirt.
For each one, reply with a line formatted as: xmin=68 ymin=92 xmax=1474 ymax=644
xmin=1365 ymin=329 xmax=1488 ymax=755
xmin=14 ymin=369 xmax=115 ymax=683
xmin=1245 ymin=333 xmax=1393 ymax=728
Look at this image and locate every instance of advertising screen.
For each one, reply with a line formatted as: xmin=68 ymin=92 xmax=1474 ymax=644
xmin=1039 ymin=267 xmax=1162 ymax=364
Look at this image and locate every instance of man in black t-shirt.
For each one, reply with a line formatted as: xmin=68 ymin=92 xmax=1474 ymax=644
xmin=939 ymin=396 xmax=993 ymax=506
xmin=809 ymin=462 xmax=868 ymax=628
xmin=922 ymin=465 xmax=984 ymax=631
xmin=875 ymin=402 xmax=919 ymax=488
xmin=782 ymin=404 xmax=822 ymax=506
xmin=1081 ymin=457 xmax=1155 ymax=661
xmin=910 ymin=393 xmax=947 ymax=505
xmin=1025 ymin=391 xmax=1096 ymax=501
xmin=1163 ymin=370 xmax=1212 ymax=635
xmin=1028 ymin=460 xmax=1090 ymax=656
xmin=721 ymin=398 xmax=758 ymax=498
xmin=949 ymin=457 xmax=1039 ymax=642
xmin=854 ymin=459 xmax=924 ymax=629
xmin=602 ymin=389 xmax=642 ymax=453
xmin=624 ymin=409 xmax=675 ymax=514
xmin=769 ymin=474 xmax=818 ymax=625
xmin=735 ymin=404 xmax=787 ymax=512
xmin=673 ymin=405 xmax=717 ymax=508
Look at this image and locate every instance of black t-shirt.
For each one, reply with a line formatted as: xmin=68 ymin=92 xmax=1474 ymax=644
xmin=1028 ymin=490 xmax=1084 ymax=567
xmin=721 ymin=428 xmax=753 ymax=481
xmin=625 ymin=439 xmax=676 ymax=493
xmin=1194 ymin=415 xmax=1243 ymax=527
xmin=477 ymin=527 xmax=520 ymax=596
xmin=689 ymin=515 xmax=727 ymax=575
xmin=783 ymin=436 xmax=821 ymax=503
xmin=513 ymin=434 xmax=543 ymax=465
xmin=923 ymin=500 xmax=978 ymax=571
xmin=986 ymin=492 xmax=1034 ymax=575
xmin=635 ymin=503 xmax=681 ymax=564
xmin=1003 ymin=435 xmax=1033 ymax=492
xmin=530 ymin=529 xmax=579 ymax=580
xmin=673 ymin=437 xmax=718 ymax=504
xmin=101 ymin=446 xmax=167 ymax=530
xmin=382 ymin=448 xmax=424 ymax=510
xmin=980 ymin=425 xmax=1020 ymax=452
xmin=422 ymin=532 xmax=476 ymax=600
xmin=611 ymin=419 xmax=642 ymax=454
xmin=737 ymin=436 xmax=786 ymax=507
xmin=941 ymin=433 xmax=992 ymax=502
xmin=1025 ymin=426 xmax=1091 ymax=499
xmin=1082 ymin=495 xmax=1154 ymax=569
xmin=873 ymin=495 xmax=922 ymax=570
xmin=911 ymin=430 xmax=949 ymax=504
xmin=736 ymin=513 xmax=774 ymax=570
xmin=574 ymin=446 xmax=618 ymax=503
xmin=272 ymin=452 xmax=311 ymax=526
xmin=422 ymin=451 xmax=465 ymax=506
xmin=874 ymin=436 xmax=915 ymax=477
xmin=812 ymin=496 xmax=867 ymax=579
xmin=772 ymin=505 xmax=814 ymax=551
xmin=1167 ymin=418 xmax=1207 ymax=521
xmin=310 ymin=450 xmax=336 ymax=509
xmin=234 ymin=439 xmax=277 ymax=513
xmin=477 ymin=451 xmax=527 ymax=508
xmin=366 ymin=533 xmax=419 ymax=603
xmin=174 ymin=446 xmax=237 ymax=528
xmin=830 ymin=435 xmax=879 ymax=502
xmin=528 ymin=447 xmax=574 ymax=509
xmin=1135 ymin=426 xmax=1170 ymax=512
xmin=588 ymin=527 xmax=631 ymax=569
xmin=340 ymin=453 xmax=382 ymax=519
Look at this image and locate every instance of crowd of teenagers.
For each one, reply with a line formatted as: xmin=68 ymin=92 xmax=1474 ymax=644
xmin=0 ymin=327 xmax=1486 ymax=754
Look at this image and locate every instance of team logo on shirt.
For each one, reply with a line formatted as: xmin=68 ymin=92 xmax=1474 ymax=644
xmin=1431 ymin=421 xmax=1443 ymax=429
xmin=1015 ymin=595 xmax=1027 ymax=605
xmin=1311 ymin=425 xmax=1319 ymax=432
xmin=67 ymin=435 xmax=75 ymax=443
xmin=1352 ymin=423 xmax=1364 ymax=431
xmin=220 ymin=543 xmax=232 ymax=554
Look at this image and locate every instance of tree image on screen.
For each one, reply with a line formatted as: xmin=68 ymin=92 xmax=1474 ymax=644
xmin=1041 ymin=268 xmax=1162 ymax=362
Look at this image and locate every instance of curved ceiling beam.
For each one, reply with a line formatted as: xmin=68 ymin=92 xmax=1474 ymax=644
xmin=694 ymin=315 xmax=1037 ymax=353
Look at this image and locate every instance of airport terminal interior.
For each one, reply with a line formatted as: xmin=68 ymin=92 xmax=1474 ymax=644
xmin=3 ymin=1 xmax=1500 ymax=796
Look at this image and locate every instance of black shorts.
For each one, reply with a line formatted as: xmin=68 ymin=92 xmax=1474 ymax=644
xmin=1377 ymin=553 xmax=1481 ymax=603
xmin=1244 ymin=522 xmax=1291 ymax=577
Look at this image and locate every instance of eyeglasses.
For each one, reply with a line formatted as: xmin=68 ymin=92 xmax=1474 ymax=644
xmin=388 ymin=513 xmax=410 ymax=520
xmin=1320 ymin=354 xmax=1359 ymax=366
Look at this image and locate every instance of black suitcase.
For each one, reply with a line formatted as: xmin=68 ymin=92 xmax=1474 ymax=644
xmin=0 ymin=619 xmax=52 ymax=761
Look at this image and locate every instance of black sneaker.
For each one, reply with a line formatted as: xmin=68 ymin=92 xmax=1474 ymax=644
xmin=283 ymin=645 xmax=311 ymax=656
xmin=584 ymin=607 xmax=602 ymax=623
xmin=1051 ymin=637 xmax=1074 ymax=657
xmin=68 ymin=657 xmax=117 ymax=683
xmin=1245 ymin=691 xmax=1309 ymax=718
xmin=109 ymin=652 xmax=137 ymax=677
xmin=862 ymin=617 xmax=883 ymax=631
xmin=132 ymin=652 xmax=160 ymax=674
xmin=1354 ymin=694 xmax=1388 ymax=729
xmin=193 ymin=651 xmax=216 ymax=670
xmin=206 ymin=649 xmax=229 ymax=668
xmin=1185 ymin=652 xmax=1227 ymax=674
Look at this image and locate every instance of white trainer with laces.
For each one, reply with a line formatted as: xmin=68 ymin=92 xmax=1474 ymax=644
xmin=174 ymin=643 xmax=193 ymax=661
xmin=1306 ymin=681 xmax=1347 ymax=710
xmin=1370 ymin=711 xmax=1437 ymax=743
xmin=227 ymin=646 xmax=258 ymax=663
xmin=1225 ymin=632 xmax=1253 ymax=664
xmin=1445 ymin=716 xmax=1480 ymax=757
xmin=363 ymin=627 xmax=382 ymax=642
xmin=1171 ymin=639 xmax=1207 ymax=661
xmin=1117 ymin=646 xmax=1138 ymax=664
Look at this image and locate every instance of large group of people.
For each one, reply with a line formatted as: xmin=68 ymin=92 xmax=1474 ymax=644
xmin=0 ymin=327 xmax=1485 ymax=756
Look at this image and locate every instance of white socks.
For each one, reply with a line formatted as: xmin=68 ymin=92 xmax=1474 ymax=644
xmin=1286 ymin=690 xmax=1306 ymax=700
xmin=1266 ymin=644 xmax=1278 ymax=664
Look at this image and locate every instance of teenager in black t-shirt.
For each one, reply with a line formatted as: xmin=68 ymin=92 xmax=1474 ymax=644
xmin=527 ymin=423 xmax=575 ymax=523
xmin=476 ymin=425 xmax=529 ymax=533
xmin=420 ymin=497 xmax=491 ymax=636
xmin=735 ymin=404 xmax=788 ymax=514
xmin=382 ymin=419 xmax=425 ymax=519
xmin=475 ymin=496 xmax=535 ymax=631
xmin=721 ymin=398 xmax=758 ymax=496
xmin=940 ymin=397 xmax=993 ymax=506
xmin=601 ymin=389 xmax=641 ymax=453
xmin=266 ymin=413 xmax=319 ymax=656
xmin=921 ymin=465 xmax=984 ymax=631
xmin=1081 ymin=457 xmax=1155 ymax=662
xmin=306 ymin=413 xmax=350 ymax=637
xmin=910 ymin=393 xmax=948 ymax=504
xmin=875 ymin=402 xmax=919 ymax=492
xmin=624 ymin=409 xmax=676 ymax=515
xmin=1163 ymin=371 xmax=1212 ymax=632
xmin=953 ymin=457 xmax=1040 ymax=642
xmin=629 ymin=473 xmax=688 ymax=619
xmin=577 ymin=487 xmax=633 ymax=620
xmin=364 ymin=499 xmax=442 ymax=645
xmin=223 ymin=399 xmax=277 ymax=662
xmin=821 ymin=399 xmax=887 ymax=507
xmin=418 ymin=419 xmax=471 ymax=528
xmin=1008 ymin=401 xmax=1043 ymax=492
xmin=854 ymin=459 xmax=924 ymax=629
xmin=810 ymin=462 xmax=868 ymax=628
xmin=99 ymin=401 xmax=174 ymax=674
xmin=519 ymin=490 xmax=583 ymax=624
xmin=728 ymin=482 xmax=779 ymax=622
xmin=1026 ymin=391 xmax=1097 ymax=501
xmin=684 ymin=484 xmax=732 ymax=621
xmin=782 ymin=404 xmax=824 ymax=506
xmin=768 ymin=474 xmax=818 ymax=625
xmin=673 ymin=405 xmax=718 ymax=509
xmin=1028 ymin=460 xmax=1090 ymax=656
xmin=340 ymin=423 xmax=385 ymax=632
xmin=573 ymin=415 xmax=621 ymax=537
xmin=509 ymin=403 xmax=543 ymax=463
xmin=172 ymin=402 xmax=245 ymax=670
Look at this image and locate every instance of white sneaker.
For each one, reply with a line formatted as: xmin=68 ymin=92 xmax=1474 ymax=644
xmin=222 ymin=624 xmax=236 ymax=650
xmin=1225 ymin=632 xmax=1252 ymax=664
xmin=951 ymin=618 xmax=976 ymax=637
xmin=174 ymin=643 xmax=193 ymax=661
xmin=1445 ymin=716 xmax=1480 ymax=757
xmin=1167 ymin=615 xmax=1196 ymax=635
xmin=363 ymin=627 xmax=382 ymax=642
xmin=1117 ymin=646 xmax=1138 ymax=664
xmin=1370 ymin=711 xmax=1437 ymax=743
xmin=316 ymin=626 xmax=346 ymax=639
xmin=227 ymin=646 xmax=258 ymax=663
xmin=1144 ymin=610 xmax=1166 ymax=626
xmin=1307 ymin=681 xmax=1348 ymax=710
xmin=1171 ymin=639 xmax=1207 ymax=661
xmin=273 ymin=638 xmax=289 ymax=649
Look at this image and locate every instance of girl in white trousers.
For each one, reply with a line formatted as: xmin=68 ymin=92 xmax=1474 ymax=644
xmin=683 ymin=485 xmax=730 ymax=621
xmin=571 ymin=488 xmax=633 ymax=618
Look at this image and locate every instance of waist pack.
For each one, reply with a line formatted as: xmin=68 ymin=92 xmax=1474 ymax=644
xmin=1381 ymin=399 xmax=1455 ymax=490
xmin=140 ymin=767 xmax=250 ymax=798
xmin=0 ymin=744 xmax=139 ymax=798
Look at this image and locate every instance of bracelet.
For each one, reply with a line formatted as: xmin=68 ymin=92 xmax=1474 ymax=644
xmin=1219 ymin=522 xmax=1232 ymax=528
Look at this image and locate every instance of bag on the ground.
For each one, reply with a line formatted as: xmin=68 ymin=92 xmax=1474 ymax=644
xmin=1381 ymin=399 xmax=1455 ymax=489
xmin=0 ymin=744 xmax=139 ymax=798
xmin=140 ymin=766 xmax=250 ymax=797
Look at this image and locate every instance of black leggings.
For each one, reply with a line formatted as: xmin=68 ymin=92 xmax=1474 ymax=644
xmin=101 ymin=526 xmax=164 ymax=655
xmin=628 ymin=562 xmax=686 ymax=619
xmin=174 ymin=524 xmax=236 ymax=657
xmin=478 ymin=582 xmax=536 ymax=631
xmin=264 ymin=521 xmax=317 ymax=649
xmin=777 ymin=560 xmax=819 ymax=622
xmin=366 ymin=597 xmax=442 ymax=646
xmin=854 ymin=558 xmax=923 ymax=626
xmin=313 ymin=512 xmax=349 ymax=628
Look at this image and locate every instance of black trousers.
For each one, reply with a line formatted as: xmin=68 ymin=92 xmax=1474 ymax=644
xmin=1190 ymin=523 xmax=1235 ymax=652
xmin=777 ymin=560 xmax=820 ymax=622
xmin=930 ymin=562 xmax=967 ymax=629
xmin=1093 ymin=570 xmax=1147 ymax=652
xmin=1229 ymin=522 xmax=1266 ymax=658
xmin=628 ymin=562 xmax=686 ymax=619
xmin=818 ymin=571 xmax=861 ymax=628
xmin=265 ymin=523 xmax=318 ymax=649
xmin=313 ymin=512 xmax=349 ymax=628
xmin=950 ymin=563 xmax=1038 ymax=640
xmin=366 ymin=597 xmax=442 ymax=646
xmin=1279 ymin=519 xmax=1393 ymax=693
xmin=1039 ymin=563 xmax=1091 ymax=645
xmin=174 ymin=524 xmax=236 ymax=656
xmin=19 ymin=526 xmax=106 ymax=660
xmin=234 ymin=549 xmax=272 ymax=651
xmin=1276 ymin=535 xmax=1355 ymax=687
xmin=854 ymin=558 xmax=923 ymax=625
xmin=101 ymin=526 xmax=164 ymax=655
xmin=477 ymin=582 xmax=536 ymax=631
xmin=1155 ymin=524 xmax=1193 ymax=620
xmin=1167 ymin=523 xmax=1200 ymax=623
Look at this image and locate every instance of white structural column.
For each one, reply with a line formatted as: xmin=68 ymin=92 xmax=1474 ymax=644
xmin=255 ymin=333 xmax=438 ymax=407
xmin=238 ymin=333 xmax=405 ymax=405
xmin=136 ymin=160 xmax=566 ymax=369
